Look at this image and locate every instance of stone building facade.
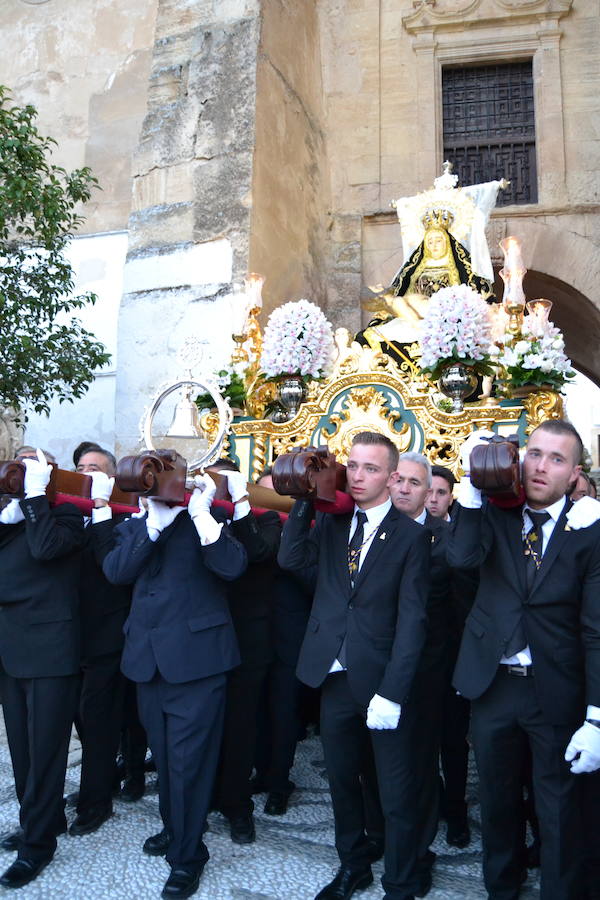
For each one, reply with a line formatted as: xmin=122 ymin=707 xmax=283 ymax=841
xmin=1 ymin=0 xmax=599 ymax=462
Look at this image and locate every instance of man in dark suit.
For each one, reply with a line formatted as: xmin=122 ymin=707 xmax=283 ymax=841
xmin=0 ymin=450 xmax=86 ymax=888
xmin=449 ymin=420 xmax=600 ymax=900
xmin=250 ymin=464 xmax=316 ymax=818
xmin=426 ymin=464 xmax=455 ymax=522
xmin=67 ymin=447 xmax=132 ymax=835
xmin=388 ymin=451 xmax=452 ymax=896
xmin=278 ymin=431 xmax=431 ymax=900
xmin=103 ymin=473 xmax=247 ymax=900
xmin=210 ymin=461 xmax=282 ymax=843
xmin=426 ymin=463 xmax=475 ymax=850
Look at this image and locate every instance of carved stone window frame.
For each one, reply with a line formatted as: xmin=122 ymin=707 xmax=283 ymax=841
xmin=402 ymin=0 xmax=573 ymax=207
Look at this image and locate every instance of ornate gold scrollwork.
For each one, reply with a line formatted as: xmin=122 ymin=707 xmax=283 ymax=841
xmin=322 ymin=387 xmax=411 ymax=463
xmin=521 ymin=390 xmax=564 ymax=435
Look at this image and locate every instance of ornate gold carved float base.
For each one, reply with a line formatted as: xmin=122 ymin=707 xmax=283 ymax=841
xmin=200 ymin=336 xmax=564 ymax=481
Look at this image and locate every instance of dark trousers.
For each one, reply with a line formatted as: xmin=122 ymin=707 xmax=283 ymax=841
xmin=583 ymin=771 xmax=600 ymax=895
xmin=320 ymin=673 xmax=418 ymax=900
xmin=0 ymin=672 xmax=79 ymax=862
xmin=137 ymin=672 xmax=226 ymax=870
xmin=214 ymin=658 xmax=269 ymax=817
xmin=121 ymin=676 xmax=147 ymax=779
xmin=471 ymin=669 xmax=583 ymax=900
xmin=440 ymin=676 xmax=471 ymax=825
xmin=76 ymin=650 xmax=125 ymax=812
xmin=361 ymin=657 xmax=447 ymax=876
xmin=255 ymin=657 xmax=303 ymax=792
xmin=412 ymin=655 xmax=446 ymax=864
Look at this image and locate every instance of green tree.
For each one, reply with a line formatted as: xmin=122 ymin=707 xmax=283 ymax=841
xmin=0 ymin=86 xmax=110 ymax=420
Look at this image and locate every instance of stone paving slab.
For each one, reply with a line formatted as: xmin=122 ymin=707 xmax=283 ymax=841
xmin=0 ymin=722 xmax=541 ymax=899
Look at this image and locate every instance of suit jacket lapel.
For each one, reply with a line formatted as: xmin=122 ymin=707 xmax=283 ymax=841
xmin=353 ymin=507 xmax=398 ymax=592
xmin=531 ymin=500 xmax=571 ymax=595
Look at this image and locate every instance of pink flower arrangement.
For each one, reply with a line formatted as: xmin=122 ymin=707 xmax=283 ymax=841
xmin=419 ymin=285 xmax=494 ymax=379
xmin=260 ymin=299 xmax=335 ymax=380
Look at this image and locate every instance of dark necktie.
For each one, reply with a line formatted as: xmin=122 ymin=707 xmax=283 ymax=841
xmin=347 ymin=510 xmax=368 ymax=587
xmin=505 ymin=510 xmax=551 ymax=658
xmin=338 ymin=511 xmax=368 ymax=668
xmin=524 ymin=510 xmax=551 ymax=592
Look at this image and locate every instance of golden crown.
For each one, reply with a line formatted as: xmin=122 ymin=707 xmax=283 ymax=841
xmin=421 ymin=208 xmax=454 ymax=230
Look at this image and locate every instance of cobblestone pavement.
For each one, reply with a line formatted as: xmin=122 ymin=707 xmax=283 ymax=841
xmin=0 ymin=723 xmax=541 ymax=899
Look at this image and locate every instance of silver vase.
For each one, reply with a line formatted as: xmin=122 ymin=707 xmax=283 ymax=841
xmin=438 ymin=363 xmax=478 ymax=413
xmin=276 ymin=375 xmax=307 ymax=420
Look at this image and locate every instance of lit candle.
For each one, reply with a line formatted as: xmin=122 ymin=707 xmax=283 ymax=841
xmin=499 ymin=237 xmax=527 ymax=336
xmin=229 ymin=284 xmax=251 ymax=337
xmin=244 ymin=273 xmax=265 ymax=311
xmin=526 ymin=298 xmax=553 ymax=324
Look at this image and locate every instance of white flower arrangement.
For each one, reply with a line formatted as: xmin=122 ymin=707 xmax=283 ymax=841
xmin=260 ymin=298 xmax=335 ymax=380
xmin=419 ymin=284 xmax=494 ymax=380
xmin=492 ymin=314 xmax=574 ymax=391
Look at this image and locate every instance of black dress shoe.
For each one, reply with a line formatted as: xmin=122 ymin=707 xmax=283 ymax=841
xmin=314 ymin=865 xmax=373 ymax=899
xmin=143 ymin=828 xmax=172 ymax=857
xmin=446 ymin=818 xmax=471 ymax=849
xmin=0 ymin=857 xmax=50 ymax=888
xmin=229 ymin=814 xmax=255 ymax=844
xmin=264 ymin=791 xmax=290 ymax=816
xmin=0 ymin=829 xmax=23 ymax=853
xmin=119 ymin=776 xmax=145 ymax=802
xmin=69 ymin=805 xmax=113 ymax=836
xmin=161 ymin=865 xmax=203 ymax=899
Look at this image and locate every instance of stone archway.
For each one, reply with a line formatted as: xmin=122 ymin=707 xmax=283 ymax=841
xmin=491 ymin=217 xmax=600 ymax=385
xmin=492 ymin=268 xmax=600 ymax=386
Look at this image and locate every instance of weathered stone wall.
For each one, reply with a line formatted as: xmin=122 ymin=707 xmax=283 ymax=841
xmin=115 ymin=0 xmax=263 ymax=454
xmin=0 ymin=0 xmax=158 ymax=234
xmin=250 ymin=0 xmax=329 ymax=318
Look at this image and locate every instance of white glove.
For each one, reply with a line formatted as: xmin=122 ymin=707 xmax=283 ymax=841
xmin=456 ymin=476 xmax=483 ymax=509
xmin=188 ymin=475 xmax=221 ymax=545
xmin=131 ymin=497 xmax=148 ymax=519
xmin=565 ymin=721 xmax=600 ymax=774
xmin=89 ymin=471 xmax=115 ymax=503
xmin=366 ymin=694 xmax=401 ymax=730
xmin=188 ymin=473 xmax=216 ymax=517
xmin=566 ymin=496 xmax=600 ymax=530
xmin=146 ymin=498 xmax=185 ymax=541
xmin=0 ymin=499 xmax=25 ymax=525
xmin=22 ymin=449 xmax=53 ymax=499
xmin=225 ymin=470 xmax=249 ymax=503
xmin=460 ymin=429 xmax=495 ymax=475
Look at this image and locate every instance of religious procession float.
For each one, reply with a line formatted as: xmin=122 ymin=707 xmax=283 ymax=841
xmin=140 ymin=163 xmax=572 ymax=486
xmin=1 ymin=165 xmax=573 ymax=507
